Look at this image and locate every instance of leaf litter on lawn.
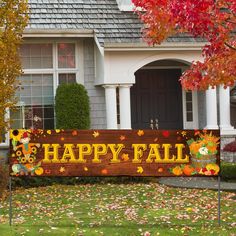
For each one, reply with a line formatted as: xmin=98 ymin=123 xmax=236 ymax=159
xmin=0 ymin=182 xmax=235 ymax=235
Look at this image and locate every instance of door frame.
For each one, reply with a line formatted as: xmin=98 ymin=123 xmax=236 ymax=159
xmin=139 ymin=65 xmax=199 ymax=129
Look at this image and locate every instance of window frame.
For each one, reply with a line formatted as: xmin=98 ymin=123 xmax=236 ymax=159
xmin=7 ymin=39 xmax=83 ymax=133
xmin=0 ymin=108 xmax=10 ymax=147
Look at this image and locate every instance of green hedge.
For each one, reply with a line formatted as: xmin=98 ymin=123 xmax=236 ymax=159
xmin=220 ymin=162 xmax=236 ymax=180
xmin=55 ymin=83 xmax=90 ymax=129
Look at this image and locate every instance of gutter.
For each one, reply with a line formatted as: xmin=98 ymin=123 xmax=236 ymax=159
xmin=23 ymin=28 xmax=94 ymax=38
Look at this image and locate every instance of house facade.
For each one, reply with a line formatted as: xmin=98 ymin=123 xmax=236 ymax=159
xmin=0 ymin=0 xmax=235 ymax=158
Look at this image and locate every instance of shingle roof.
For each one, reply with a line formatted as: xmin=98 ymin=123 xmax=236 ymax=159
xmin=28 ymin=0 xmax=205 ymax=46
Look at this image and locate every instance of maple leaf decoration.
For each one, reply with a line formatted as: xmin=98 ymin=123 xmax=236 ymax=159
xmin=59 ymin=167 xmax=65 ymax=173
xmin=120 ymin=135 xmax=126 ymax=141
xmin=137 ymin=130 xmax=144 ymax=136
xmin=121 ymin=153 xmax=129 ymax=161
xmin=93 ymin=131 xmax=100 ymax=138
xmin=72 ymin=130 xmax=78 ymax=136
xmin=137 ymin=166 xmax=144 ymax=174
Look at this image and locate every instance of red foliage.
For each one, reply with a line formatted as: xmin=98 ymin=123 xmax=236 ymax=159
xmin=223 ymin=141 xmax=236 ymax=152
xmin=132 ymin=0 xmax=236 ymax=90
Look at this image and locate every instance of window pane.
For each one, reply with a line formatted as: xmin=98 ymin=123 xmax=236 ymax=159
xmin=185 ymin=92 xmax=193 ymax=122
xmin=20 ymin=44 xmax=53 ymax=69
xmin=187 ymin=112 xmax=193 ymax=122
xmin=186 ymin=102 xmax=192 ymax=111
xmin=17 ymin=74 xmax=53 ymax=106
xmin=186 ymin=92 xmax=192 ymax=101
xmin=11 ymin=105 xmax=54 ymax=129
xmin=59 ymin=73 xmax=76 ymax=84
xmin=58 ymin=43 xmax=75 ymax=68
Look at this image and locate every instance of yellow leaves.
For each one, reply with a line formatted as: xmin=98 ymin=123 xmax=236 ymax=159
xmin=59 ymin=167 xmax=65 ymax=173
xmin=119 ymin=135 xmax=126 ymax=141
xmin=0 ymin=0 xmax=28 ymax=140
xmin=137 ymin=130 xmax=144 ymax=136
xmin=47 ymin=130 xmax=51 ymax=135
xmin=93 ymin=131 xmax=100 ymax=138
xmin=137 ymin=166 xmax=143 ymax=174
xmin=84 ymin=167 xmax=88 ymax=171
xmin=121 ymin=153 xmax=129 ymax=161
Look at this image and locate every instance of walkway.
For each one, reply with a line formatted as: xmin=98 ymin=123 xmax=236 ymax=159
xmin=158 ymin=177 xmax=236 ymax=191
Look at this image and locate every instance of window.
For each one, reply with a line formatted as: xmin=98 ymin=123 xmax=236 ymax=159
xmin=20 ymin=44 xmax=53 ymax=69
xmin=185 ymin=92 xmax=193 ymax=122
xmin=11 ymin=74 xmax=54 ymax=129
xmin=58 ymin=73 xmax=76 ymax=85
xmin=10 ymin=42 xmax=78 ymax=130
xmin=58 ymin=43 xmax=75 ymax=68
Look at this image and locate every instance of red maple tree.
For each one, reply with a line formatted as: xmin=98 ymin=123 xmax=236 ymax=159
xmin=132 ymin=0 xmax=236 ymax=90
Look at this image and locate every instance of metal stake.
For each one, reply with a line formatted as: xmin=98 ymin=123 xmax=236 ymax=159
xmin=218 ymin=175 xmax=221 ymax=227
xmin=9 ymin=177 xmax=12 ymax=226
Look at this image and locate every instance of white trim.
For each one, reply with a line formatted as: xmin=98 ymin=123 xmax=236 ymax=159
xmin=221 ymin=129 xmax=236 ymax=135
xmin=104 ymin=42 xmax=205 ymax=51
xmin=77 ymin=40 xmax=84 ymax=85
xmin=0 ymin=108 xmax=10 ymax=147
xmin=181 ymin=67 xmax=199 ymax=130
xmin=182 ymin=90 xmax=199 ymax=129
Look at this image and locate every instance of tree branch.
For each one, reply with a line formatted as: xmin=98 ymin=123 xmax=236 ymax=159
xmin=225 ymin=42 xmax=236 ymax=50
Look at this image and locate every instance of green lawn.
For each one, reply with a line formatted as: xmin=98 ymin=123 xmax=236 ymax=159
xmin=0 ymin=182 xmax=235 ymax=235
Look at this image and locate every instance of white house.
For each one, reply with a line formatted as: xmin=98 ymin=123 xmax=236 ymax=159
xmin=0 ymin=0 xmax=235 ymax=158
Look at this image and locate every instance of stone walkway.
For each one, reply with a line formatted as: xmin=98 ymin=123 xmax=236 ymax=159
xmin=158 ymin=177 xmax=236 ymax=191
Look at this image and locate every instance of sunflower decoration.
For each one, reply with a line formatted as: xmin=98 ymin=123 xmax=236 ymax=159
xmin=18 ymin=156 xmax=27 ymax=164
xmin=16 ymin=150 xmax=22 ymax=157
xmin=28 ymin=156 xmax=36 ymax=163
xmin=11 ymin=129 xmax=23 ymax=150
xmin=31 ymin=146 xmax=37 ymax=154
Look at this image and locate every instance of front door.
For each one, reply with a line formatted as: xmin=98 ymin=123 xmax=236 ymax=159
xmin=131 ymin=69 xmax=183 ymax=129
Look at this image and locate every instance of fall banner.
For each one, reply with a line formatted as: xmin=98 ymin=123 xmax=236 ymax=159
xmin=9 ymin=129 xmax=220 ymax=177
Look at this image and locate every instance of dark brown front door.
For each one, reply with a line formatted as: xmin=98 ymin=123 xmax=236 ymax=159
xmin=131 ymin=69 xmax=183 ymax=129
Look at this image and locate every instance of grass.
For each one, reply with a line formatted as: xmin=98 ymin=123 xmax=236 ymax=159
xmin=0 ymin=182 xmax=235 ymax=236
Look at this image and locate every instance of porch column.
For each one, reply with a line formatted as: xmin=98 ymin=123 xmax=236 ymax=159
xmin=219 ymin=85 xmax=234 ymax=130
xmin=119 ymin=84 xmax=132 ymax=129
xmin=205 ymin=87 xmax=219 ymax=129
xmin=103 ymin=85 xmax=118 ymax=129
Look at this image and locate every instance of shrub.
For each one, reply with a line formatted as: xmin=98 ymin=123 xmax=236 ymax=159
xmin=55 ymin=83 xmax=90 ymax=129
xmin=220 ymin=162 xmax=236 ymax=180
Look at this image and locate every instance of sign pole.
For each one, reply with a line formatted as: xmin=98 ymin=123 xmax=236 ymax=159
xmin=9 ymin=176 xmax=12 ymax=226
xmin=217 ymin=175 xmax=221 ymax=227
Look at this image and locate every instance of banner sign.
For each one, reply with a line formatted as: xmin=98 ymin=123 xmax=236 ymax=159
xmin=9 ymin=129 xmax=220 ymax=177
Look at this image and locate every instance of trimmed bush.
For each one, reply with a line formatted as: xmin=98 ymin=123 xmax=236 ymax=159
xmin=55 ymin=83 xmax=90 ymax=129
xmin=220 ymin=162 xmax=236 ymax=180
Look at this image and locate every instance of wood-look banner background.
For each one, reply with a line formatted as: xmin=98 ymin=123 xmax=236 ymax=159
xmin=9 ymin=129 xmax=220 ymax=177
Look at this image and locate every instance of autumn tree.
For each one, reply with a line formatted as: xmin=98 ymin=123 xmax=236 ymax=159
xmin=132 ymin=0 xmax=236 ymax=90
xmin=0 ymin=0 xmax=28 ymax=141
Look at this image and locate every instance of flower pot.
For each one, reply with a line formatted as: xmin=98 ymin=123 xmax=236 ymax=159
xmin=191 ymin=154 xmax=216 ymax=169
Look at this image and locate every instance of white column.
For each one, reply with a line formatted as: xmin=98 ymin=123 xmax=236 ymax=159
xmin=119 ymin=84 xmax=132 ymax=129
xmin=219 ymin=85 xmax=234 ymax=130
xmin=205 ymin=87 xmax=219 ymax=129
xmin=103 ymin=85 xmax=118 ymax=129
